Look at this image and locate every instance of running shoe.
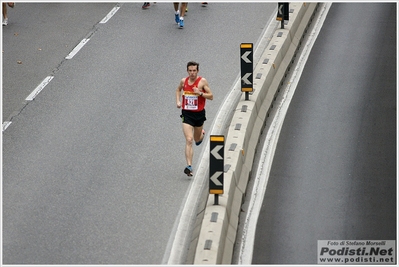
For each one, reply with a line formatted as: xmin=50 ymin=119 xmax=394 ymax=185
xmin=175 ymin=13 xmax=180 ymax=24
xmin=179 ymin=18 xmax=184 ymax=28
xmin=142 ymin=2 xmax=150 ymax=9
xmin=3 ymin=18 xmax=8 ymax=26
xmin=184 ymin=165 xmax=193 ymax=176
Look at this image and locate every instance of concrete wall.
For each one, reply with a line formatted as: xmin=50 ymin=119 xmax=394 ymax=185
xmin=190 ymin=3 xmax=319 ymax=264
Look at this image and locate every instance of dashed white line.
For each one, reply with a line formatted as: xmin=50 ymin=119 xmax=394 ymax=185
xmin=2 ymin=121 xmax=12 ymax=132
xmin=25 ymin=75 xmax=54 ymax=101
xmin=100 ymin=6 xmax=120 ymax=24
xmin=3 ymin=5 xmax=120 ymax=132
xmin=65 ymin=38 xmax=90 ymax=59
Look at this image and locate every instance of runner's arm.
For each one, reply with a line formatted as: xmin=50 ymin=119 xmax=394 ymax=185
xmin=176 ymin=79 xmax=184 ymax=108
xmin=200 ymin=78 xmax=213 ymax=100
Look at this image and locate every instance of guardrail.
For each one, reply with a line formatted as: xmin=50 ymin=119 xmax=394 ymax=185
xmin=190 ymin=2 xmax=319 ymax=264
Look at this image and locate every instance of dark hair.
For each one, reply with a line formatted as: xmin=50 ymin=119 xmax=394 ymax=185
xmin=187 ymin=61 xmax=199 ymax=71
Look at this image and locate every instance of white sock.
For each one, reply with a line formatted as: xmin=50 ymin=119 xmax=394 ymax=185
xmin=180 ymin=16 xmax=184 ymax=20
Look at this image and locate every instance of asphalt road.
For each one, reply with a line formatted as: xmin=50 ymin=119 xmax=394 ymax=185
xmin=2 ymin=2 xmax=276 ymax=264
xmin=250 ymin=3 xmax=396 ymax=264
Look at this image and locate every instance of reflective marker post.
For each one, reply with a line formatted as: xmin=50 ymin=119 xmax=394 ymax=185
xmin=209 ymin=135 xmax=224 ymax=205
xmin=276 ymin=2 xmax=289 ymax=29
xmin=240 ymin=43 xmax=253 ymax=101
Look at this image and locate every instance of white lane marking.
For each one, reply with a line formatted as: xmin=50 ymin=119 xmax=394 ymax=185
xmin=26 ymin=75 xmax=54 ymax=101
xmin=65 ymin=38 xmax=90 ymax=59
xmin=2 ymin=121 xmax=12 ymax=132
xmin=4 ymin=5 xmax=121 ymax=132
xmin=100 ymin=6 xmax=120 ymax=24
xmin=238 ymin=3 xmax=332 ymax=264
xmin=66 ymin=5 xmax=119 ymax=59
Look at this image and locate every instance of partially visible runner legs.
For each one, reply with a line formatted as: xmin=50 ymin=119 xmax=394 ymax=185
xmin=182 ymin=123 xmax=194 ymax=176
xmin=2 ymin=3 xmax=8 ymax=26
xmin=173 ymin=2 xmax=187 ymax=28
xmin=182 ymin=123 xmax=205 ymax=176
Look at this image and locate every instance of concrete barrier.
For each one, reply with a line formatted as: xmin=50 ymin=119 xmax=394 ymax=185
xmin=192 ymin=3 xmax=319 ymax=264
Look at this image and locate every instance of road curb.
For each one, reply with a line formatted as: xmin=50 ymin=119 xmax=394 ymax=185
xmin=193 ymin=3 xmax=319 ymax=264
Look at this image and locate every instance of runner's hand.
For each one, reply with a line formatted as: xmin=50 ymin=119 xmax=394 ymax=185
xmin=193 ymin=87 xmax=201 ymax=95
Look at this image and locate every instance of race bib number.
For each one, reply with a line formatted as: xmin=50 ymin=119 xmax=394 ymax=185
xmin=183 ymin=92 xmax=199 ymax=110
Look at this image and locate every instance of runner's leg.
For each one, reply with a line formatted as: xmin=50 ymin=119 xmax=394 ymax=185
xmin=182 ymin=123 xmax=194 ymax=166
xmin=180 ymin=2 xmax=187 ymax=17
xmin=3 ymin=3 xmax=7 ymax=20
xmin=193 ymin=125 xmax=204 ymax=144
xmin=173 ymin=2 xmax=179 ymax=11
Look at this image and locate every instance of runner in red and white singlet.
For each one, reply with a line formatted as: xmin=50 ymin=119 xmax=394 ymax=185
xmin=176 ymin=61 xmax=214 ymax=176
